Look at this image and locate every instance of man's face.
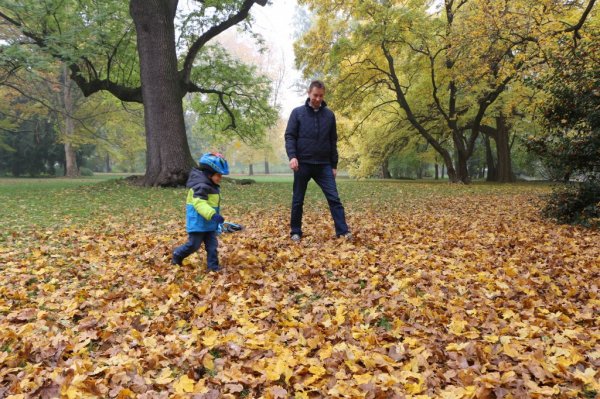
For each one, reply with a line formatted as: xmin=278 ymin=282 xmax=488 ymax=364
xmin=308 ymin=87 xmax=325 ymax=109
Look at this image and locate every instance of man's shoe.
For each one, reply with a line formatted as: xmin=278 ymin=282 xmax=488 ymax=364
xmin=337 ymin=232 xmax=353 ymax=241
xmin=291 ymin=234 xmax=301 ymax=242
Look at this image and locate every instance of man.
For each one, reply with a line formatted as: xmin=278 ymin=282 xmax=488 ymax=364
xmin=284 ymin=80 xmax=351 ymax=242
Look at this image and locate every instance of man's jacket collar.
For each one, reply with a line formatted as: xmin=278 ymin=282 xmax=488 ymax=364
xmin=305 ymin=98 xmax=328 ymax=111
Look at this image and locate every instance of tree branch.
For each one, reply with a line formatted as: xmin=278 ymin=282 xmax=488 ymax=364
xmin=562 ymin=0 xmax=597 ymax=39
xmin=184 ymin=82 xmax=237 ymax=130
xmin=0 ymin=10 xmax=142 ymax=102
xmin=181 ymin=0 xmax=268 ymax=85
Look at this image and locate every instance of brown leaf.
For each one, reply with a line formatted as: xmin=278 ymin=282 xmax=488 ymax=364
xmin=8 ymin=308 xmax=37 ymax=322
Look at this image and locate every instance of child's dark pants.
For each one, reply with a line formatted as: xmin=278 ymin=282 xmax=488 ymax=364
xmin=173 ymin=232 xmax=219 ymax=270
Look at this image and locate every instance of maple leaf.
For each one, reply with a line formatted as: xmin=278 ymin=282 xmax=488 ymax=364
xmin=173 ymin=375 xmax=196 ymax=394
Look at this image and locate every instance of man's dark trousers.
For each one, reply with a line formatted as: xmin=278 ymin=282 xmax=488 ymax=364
xmin=173 ymin=232 xmax=219 ymax=270
xmin=291 ymin=163 xmax=349 ymax=237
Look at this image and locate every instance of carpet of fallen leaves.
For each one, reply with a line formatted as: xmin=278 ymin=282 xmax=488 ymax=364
xmin=1 ymin=186 xmax=599 ymax=399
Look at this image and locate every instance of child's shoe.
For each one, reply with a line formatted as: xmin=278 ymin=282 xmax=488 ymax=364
xmin=171 ymin=254 xmax=183 ymax=266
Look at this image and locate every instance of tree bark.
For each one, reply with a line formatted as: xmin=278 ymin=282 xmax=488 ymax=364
xmin=248 ymin=163 xmax=254 ymax=176
xmin=451 ymin=130 xmax=470 ymax=183
xmin=62 ymin=65 xmax=79 ymax=178
xmin=130 ymin=0 xmax=195 ymax=186
xmin=105 ymin=152 xmax=112 ymax=173
xmin=382 ymin=159 xmax=391 ymax=179
xmin=64 ymin=143 xmax=78 ymax=177
xmin=495 ymin=115 xmax=515 ymax=183
xmin=434 ymin=163 xmax=439 ymax=180
xmin=485 ymin=134 xmax=497 ymax=181
xmin=264 ymin=159 xmax=270 ymax=174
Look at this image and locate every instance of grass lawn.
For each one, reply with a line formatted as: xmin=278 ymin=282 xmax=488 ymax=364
xmin=1 ymin=176 xmax=598 ymax=398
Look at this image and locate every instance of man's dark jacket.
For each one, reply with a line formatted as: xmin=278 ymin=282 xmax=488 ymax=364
xmin=284 ymin=99 xmax=339 ymax=169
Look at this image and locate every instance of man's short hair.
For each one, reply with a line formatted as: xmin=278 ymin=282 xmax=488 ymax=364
xmin=308 ymin=80 xmax=326 ymax=92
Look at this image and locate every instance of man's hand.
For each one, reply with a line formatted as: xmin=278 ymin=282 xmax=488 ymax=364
xmin=289 ymin=158 xmax=299 ymax=172
xmin=333 ymin=169 xmax=337 ymax=178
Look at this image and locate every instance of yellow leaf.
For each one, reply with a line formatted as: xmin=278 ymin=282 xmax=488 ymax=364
xmin=202 ymin=354 xmax=215 ymax=370
xmin=400 ymin=371 xmax=425 ymax=394
xmin=174 ymin=375 xmax=195 ymax=394
xmin=573 ymin=368 xmax=598 ymax=387
xmin=502 ymin=342 xmax=521 ymax=358
xmin=116 ymin=388 xmax=135 ymax=399
xmin=407 ymin=296 xmax=423 ymax=307
xmin=303 ymin=364 xmax=326 ymax=385
xmin=308 ymin=365 xmax=326 ymax=376
xmin=318 ymin=343 xmax=333 ymax=360
xmin=448 ymin=318 xmax=467 ymax=335
xmin=406 ymin=382 xmax=425 ymax=394
xmin=202 ymin=329 xmax=219 ymax=347
xmin=588 ymin=350 xmax=600 ymax=360
xmin=440 ymin=385 xmax=477 ymax=399
xmin=334 ymin=305 xmax=346 ymax=325
xmin=483 ymin=335 xmax=499 ymax=343
xmin=354 ymin=373 xmax=373 ymax=385
xmin=65 ymin=385 xmax=78 ymax=399
xmin=265 ymin=358 xmax=292 ymax=382
xmin=501 ymin=371 xmax=517 ymax=384
xmin=155 ymin=368 xmax=174 ymax=385
xmin=502 ymin=309 xmax=516 ymax=319
xmin=524 ymin=380 xmax=559 ymax=395
xmin=446 ymin=342 xmax=469 ymax=351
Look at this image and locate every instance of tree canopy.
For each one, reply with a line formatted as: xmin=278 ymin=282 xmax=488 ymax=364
xmin=295 ymin=0 xmax=597 ymax=183
xmin=0 ymin=0 xmax=276 ymax=186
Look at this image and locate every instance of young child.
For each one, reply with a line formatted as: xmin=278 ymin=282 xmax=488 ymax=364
xmin=172 ymin=152 xmax=229 ymax=271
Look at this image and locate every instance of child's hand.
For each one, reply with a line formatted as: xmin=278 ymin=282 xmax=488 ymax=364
xmin=211 ymin=214 xmax=225 ymax=224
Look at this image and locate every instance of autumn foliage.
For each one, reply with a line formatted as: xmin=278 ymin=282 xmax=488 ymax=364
xmin=1 ymin=180 xmax=599 ymax=398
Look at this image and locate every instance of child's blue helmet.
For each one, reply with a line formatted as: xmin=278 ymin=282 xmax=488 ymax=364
xmin=199 ymin=152 xmax=229 ymax=175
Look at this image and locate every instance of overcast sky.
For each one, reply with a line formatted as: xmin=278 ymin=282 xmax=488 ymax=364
xmin=250 ymin=0 xmax=306 ymax=116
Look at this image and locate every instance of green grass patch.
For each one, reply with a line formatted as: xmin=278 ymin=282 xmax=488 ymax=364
xmin=0 ymin=175 xmax=552 ymax=239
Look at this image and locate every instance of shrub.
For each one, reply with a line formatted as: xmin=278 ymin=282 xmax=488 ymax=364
xmin=79 ymin=167 xmax=94 ymax=177
xmin=542 ymin=181 xmax=600 ymax=228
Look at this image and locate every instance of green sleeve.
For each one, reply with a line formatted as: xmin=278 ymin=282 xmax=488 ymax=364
xmin=188 ymin=190 xmax=216 ymax=220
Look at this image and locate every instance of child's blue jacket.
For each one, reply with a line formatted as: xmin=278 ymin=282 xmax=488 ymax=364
xmin=185 ymin=168 xmax=221 ymax=233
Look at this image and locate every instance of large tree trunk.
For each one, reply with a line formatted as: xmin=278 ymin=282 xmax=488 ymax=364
xmin=382 ymin=159 xmax=391 ymax=179
xmin=437 ymin=150 xmax=458 ymax=182
xmin=248 ymin=163 xmax=254 ymax=176
xmin=130 ymin=0 xmax=195 ymax=187
xmin=264 ymin=159 xmax=270 ymax=174
xmin=452 ymin=131 xmax=470 ymax=183
xmin=434 ymin=163 xmax=439 ymax=180
xmin=495 ymin=115 xmax=515 ymax=183
xmin=62 ymin=65 xmax=79 ymax=178
xmin=105 ymin=153 xmax=112 ymax=173
xmin=456 ymin=153 xmax=469 ymax=183
xmin=485 ymin=135 xmax=497 ymax=181
xmin=64 ymin=144 xmax=78 ymax=177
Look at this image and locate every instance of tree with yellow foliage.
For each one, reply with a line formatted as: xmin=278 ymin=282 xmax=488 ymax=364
xmin=295 ymin=0 xmax=597 ymax=183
